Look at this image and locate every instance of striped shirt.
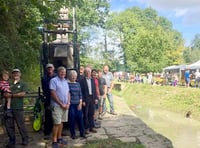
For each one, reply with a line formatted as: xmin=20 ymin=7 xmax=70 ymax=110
xmin=68 ymin=82 xmax=82 ymax=104
xmin=0 ymin=80 xmax=10 ymax=92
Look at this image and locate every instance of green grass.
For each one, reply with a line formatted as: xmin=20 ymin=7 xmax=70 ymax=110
xmin=113 ymin=82 xmax=200 ymax=121
xmin=79 ymin=139 xmax=144 ymax=148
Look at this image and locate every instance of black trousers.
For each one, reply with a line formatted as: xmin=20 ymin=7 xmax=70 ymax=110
xmin=82 ymin=96 xmax=95 ymax=129
xmin=44 ymin=105 xmax=53 ymax=136
xmin=4 ymin=110 xmax=28 ymax=143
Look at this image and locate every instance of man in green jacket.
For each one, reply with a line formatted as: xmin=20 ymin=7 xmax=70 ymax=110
xmin=4 ymin=68 xmax=29 ymax=147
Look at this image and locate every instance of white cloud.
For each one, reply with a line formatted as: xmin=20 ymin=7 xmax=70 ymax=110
xmin=140 ymin=0 xmax=200 ymax=25
xmin=182 ymin=9 xmax=200 ymax=25
xmin=174 ymin=8 xmax=188 ymax=17
xmin=144 ymin=0 xmax=200 ymax=10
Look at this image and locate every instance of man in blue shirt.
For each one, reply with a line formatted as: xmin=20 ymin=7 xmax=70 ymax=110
xmin=184 ymin=69 xmax=190 ymax=88
xmin=50 ymin=66 xmax=70 ymax=148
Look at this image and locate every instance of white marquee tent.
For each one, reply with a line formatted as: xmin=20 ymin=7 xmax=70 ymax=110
xmin=187 ymin=60 xmax=200 ymax=69
xmin=164 ymin=64 xmax=186 ymax=72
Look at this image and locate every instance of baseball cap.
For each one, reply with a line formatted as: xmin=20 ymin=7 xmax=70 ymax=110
xmin=12 ymin=68 xmax=20 ymax=73
xmin=46 ymin=63 xmax=54 ymax=69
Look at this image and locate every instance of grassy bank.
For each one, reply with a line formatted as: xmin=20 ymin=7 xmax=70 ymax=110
xmin=113 ymin=83 xmax=200 ymax=121
xmin=80 ymin=139 xmax=144 ymax=148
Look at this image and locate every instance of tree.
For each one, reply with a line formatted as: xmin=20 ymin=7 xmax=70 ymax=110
xmin=183 ymin=34 xmax=200 ymax=64
xmin=0 ymin=0 xmax=110 ymax=88
xmin=191 ymin=34 xmax=200 ymax=50
xmin=106 ymin=7 xmax=184 ymax=73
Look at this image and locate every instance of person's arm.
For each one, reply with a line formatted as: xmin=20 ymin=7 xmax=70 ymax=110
xmin=108 ymin=72 xmax=114 ymax=93
xmin=49 ymin=78 xmax=64 ymax=107
xmin=41 ymin=77 xmax=47 ymax=96
xmin=109 ymin=80 xmax=114 ymax=91
xmin=4 ymin=92 xmax=26 ymax=98
xmin=4 ymin=81 xmax=27 ymax=98
xmin=79 ymin=79 xmax=86 ymax=104
xmin=51 ymin=90 xmax=63 ymax=106
xmin=78 ymin=83 xmax=83 ymax=110
xmin=103 ymin=84 xmax=107 ymax=98
xmin=78 ymin=98 xmax=82 ymax=110
xmin=67 ymin=92 xmax=70 ymax=108
xmin=12 ymin=92 xmax=26 ymax=97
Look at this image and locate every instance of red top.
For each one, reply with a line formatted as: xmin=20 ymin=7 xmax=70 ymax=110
xmin=94 ymin=78 xmax=100 ymax=97
xmin=0 ymin=80 xmax=10 ymax=92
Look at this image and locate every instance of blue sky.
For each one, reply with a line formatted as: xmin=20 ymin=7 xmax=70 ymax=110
xmin=110 ymin=0 xmax=200 ymax=46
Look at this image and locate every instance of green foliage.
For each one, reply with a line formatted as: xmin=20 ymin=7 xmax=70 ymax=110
xmin=0 ymin=0 xmax=109 ymax=90
xmin=22 ymin=64 xmax=40 ymax=91
xmin=0 ymin=34 xmax=15 ymax=71
xmin=191 ymin=33 xmax=200 ymax=50
xmin=76 ymin=0 xmax=109 ymax=29
xmin=80 ymin=56 xmax=102 ymax=69
xmin=183 ymin=33 xmax=200 ymax=63
xmin=107 ymin=7 xmax=184 ymax=73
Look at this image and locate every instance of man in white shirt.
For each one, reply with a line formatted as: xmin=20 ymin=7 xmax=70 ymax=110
xmin=195 ymin=69 xmax=200 ymax=88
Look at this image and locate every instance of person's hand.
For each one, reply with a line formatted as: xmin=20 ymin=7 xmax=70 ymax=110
xmin=108 ymin=88 xmax=112 ymax=93
xmin=60 ymin=103 xmax=68 ymax=110
xmin=103 ymin=94 xmax=107 ymax=98
xmin=82 ymin=102 xmax=86 ymax=107
xmin=95 ymin=99 xmax=98 ymax=104
xmin=77 ymin=103 xmax=82 ymax=110
xmin=66 ymin=104 xmax=70 ymax=110
xmin=3 ymin=92 xmax=12 ymax=98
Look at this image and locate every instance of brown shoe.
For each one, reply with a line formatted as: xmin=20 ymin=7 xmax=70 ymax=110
xmin=89 ymin=128 xmax=97 ymax=133
xmin=110 ymin=112 xmax=117 ymax=115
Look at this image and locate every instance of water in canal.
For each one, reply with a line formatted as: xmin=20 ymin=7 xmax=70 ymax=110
xmin=134 ymin=106 xmax=200 ymax=148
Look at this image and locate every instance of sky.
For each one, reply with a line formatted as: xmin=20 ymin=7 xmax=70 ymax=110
xmin=110 ymin=0 xmax=200 ymax=46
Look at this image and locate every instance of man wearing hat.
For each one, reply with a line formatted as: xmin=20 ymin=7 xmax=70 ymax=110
xmin=4 ymin=68 xmax=29 ymax=147
xmin=41 ymin=63 xmax=56 ymax=139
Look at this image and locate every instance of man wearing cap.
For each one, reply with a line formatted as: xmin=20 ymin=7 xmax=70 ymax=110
xmin=4 ymin=68 xmax=29 ymax=147
xmin=41 ymin=63 xmax=56 ymax=139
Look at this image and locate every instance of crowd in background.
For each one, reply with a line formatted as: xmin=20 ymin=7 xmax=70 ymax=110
xmin=114 ymin=69 xmax=200 ymax=88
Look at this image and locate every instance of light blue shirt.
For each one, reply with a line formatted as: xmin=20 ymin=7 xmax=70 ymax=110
xmin=102 ymin=72 xmax=114 ymax=88
xmin=49 ymin=76 xmax=69 ymax=106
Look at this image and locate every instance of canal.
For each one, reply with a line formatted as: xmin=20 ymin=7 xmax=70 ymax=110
xmin=134 ymin=106 xmax=200 ymax=148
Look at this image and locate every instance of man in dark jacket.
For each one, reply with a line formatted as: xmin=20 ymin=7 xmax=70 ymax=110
xmin=79 ymin=67 xmax=98 ymax=134
xmin=41 ymin=63 xmax=56 ymax=139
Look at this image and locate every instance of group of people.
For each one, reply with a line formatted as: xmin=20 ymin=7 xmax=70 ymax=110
xmin=0 ymin=64 xmax=116 ymax=148
xmin=184 ymin=69 xmax=200 ymax=88
xmin=42 ymin=64 xmax=117 ymax=148
xmin=0 ymin=68 xmax=29 ymax=147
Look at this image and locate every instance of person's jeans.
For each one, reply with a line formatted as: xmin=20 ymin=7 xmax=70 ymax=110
xmin=103 ymin=92 xmax=114 ymax=113
xmin=68 ymin=104 xmax=84 ymax=136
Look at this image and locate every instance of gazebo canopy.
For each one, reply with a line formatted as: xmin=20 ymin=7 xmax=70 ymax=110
xmin=164 ymin=64 xmax=186 ymax=72
xmin=187 ymin=60 xmax=200 ymax=69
